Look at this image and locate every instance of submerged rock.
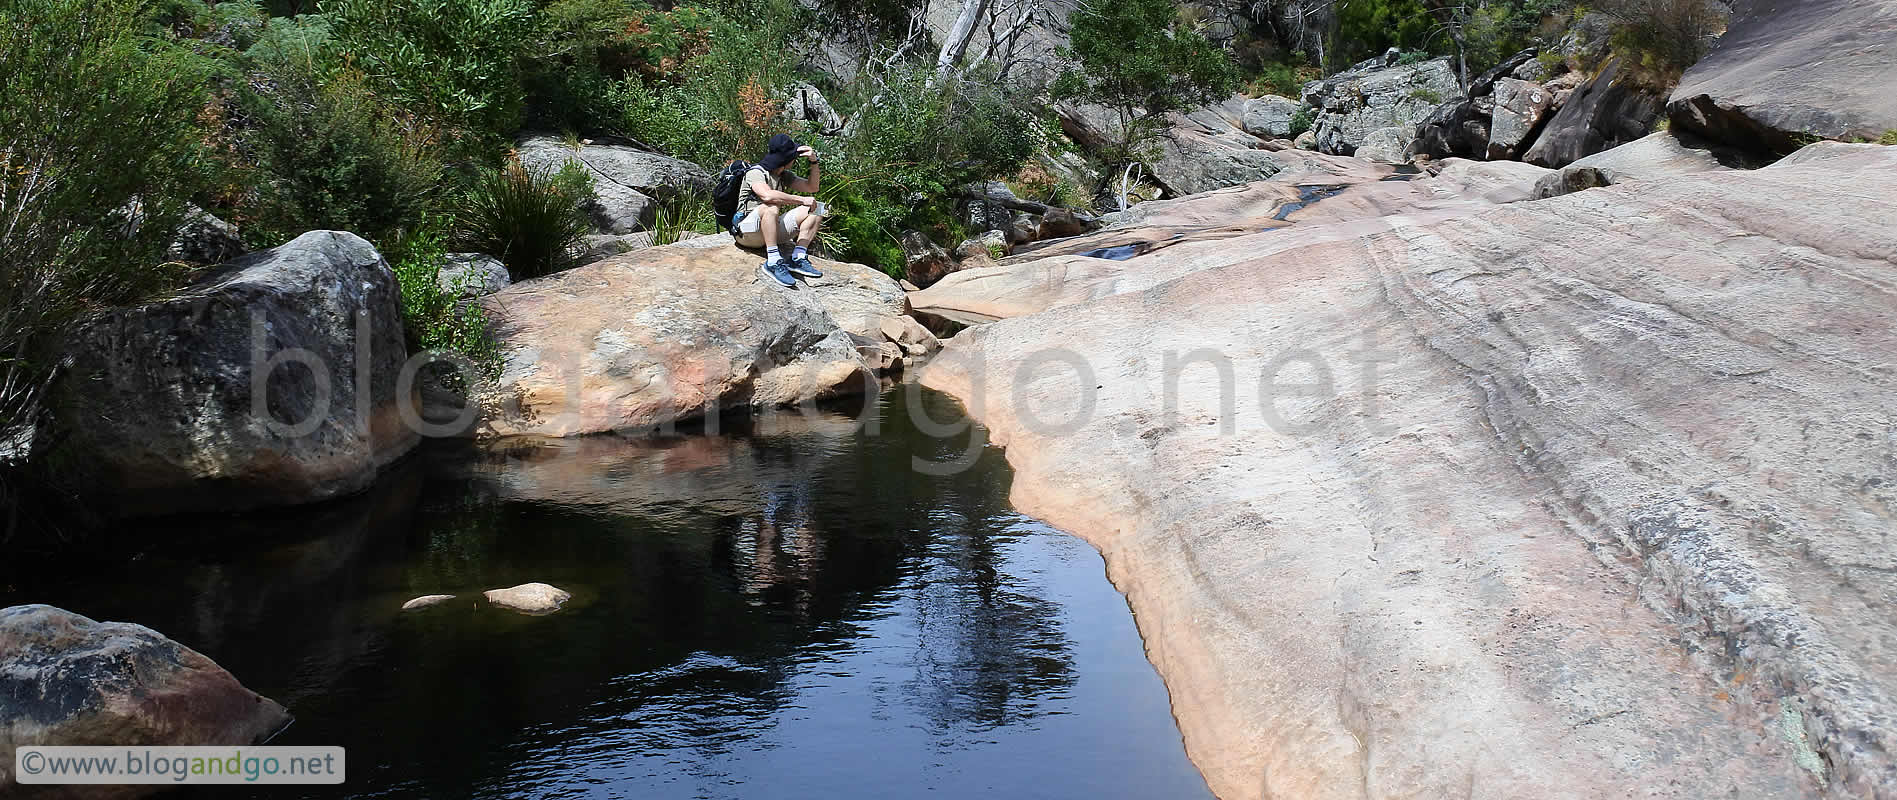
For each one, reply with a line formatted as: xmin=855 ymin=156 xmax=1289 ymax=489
xmin=46 ymin=230 xmax=416 ymax=517
xmin=401 ymin=594 xmax=458 ymax=611
xmin=922 ymin=143 xmax=1897 ymax=799
xmin=477 ymin=244 xmax=909 ymax=438
xmin=1669 ymin=0 xmax=1897 ymax=154
xmin=0 ymin=605 xmax=292 ymax=795
xmin=482 ymin=583 xmax=571 ymax=615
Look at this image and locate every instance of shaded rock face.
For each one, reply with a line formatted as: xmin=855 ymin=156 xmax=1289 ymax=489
xmin=921 ymin=144 xmax=1897 ymax=799
xmin=1411 ymin=98 xmax=1490 ymax=159
xmin=900 ymin=231 xmax=957 ymax=288
xmin=1521 ymin=58 xmax=1666 ymax=168
xmin=1669 ymin=0 xmax=1897 ymax=154
xmin=0 ymin=605 xmax=291 ymax=796
xmin=477 ymin=244 xmax=910 ymax=438
xmin=47 ymin=231 xmax=417 ymax=518
xmin=1353 ymin=126 xmax=1413 ymax=163
xmin=516 ymin=136 xmax=712 ymax=235
xmin=782 ymin=82 xmax=844 ymax=135
xmin=167 ymin=206 xmax=246 ymax=265
xmin=1302 ymin=57 xmax=1460 ymax=156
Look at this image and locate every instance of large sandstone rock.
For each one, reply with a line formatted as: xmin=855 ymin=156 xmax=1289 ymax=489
xmin=1521 ymin=58 xmax=1666 ymax=168
xmin=1 ymin=605 xmax=292 ymax=796
xmin=46 ymin=231 xmax=416 ymax=517
xmin=1530 ymin=129 xmax=1739 ymax=199
xmin=922 ymin=143 xmax=1897 ymax=799
xmin=1302 ymin=56 xmax=1461 ymax=156
xmin=477 ymin=244 xmax=909 ymax=437
xmin=1353 ymin=126 xmax=1413 ymax=164
xmin=516 ymin=136 xmax=712 ymax=235
xmin=1669 ymin=0 xmax=1897 ymax=154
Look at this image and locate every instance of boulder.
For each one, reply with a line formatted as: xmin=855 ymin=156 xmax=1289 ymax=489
xmin=438 ymin=253 xmax=511 ymax=298
xmin=1241 ymin=95 xmax=1304 ymax=140
xmin=1293 ymin=130 xmax=1317 ymax=150
xmin=1037 ymin=207 xmax=1090 ymax=240
xmin=1302 ymin=57 xmax=1461 ymax=156
xmin=167 ymin=206 xmax=246 ymax=265
xmin=1530 ymin=129 xmax=1738 ymax=199
xmin=0 ymin=605 xmax=291 ymax=794
xmin=482 ymin=583 xmax=570 ymax=615
xmin=921 ymin=143 xmax=1897 ymax=800
xmin=1354 ymin=126 xmax=1414 ymax=164
xmin=782 ymin=82 xmax=845 ymax=135
xmin=477 ymin=244 xmax=904 ymax=438
xmin=901 ymin=231 xmax=956 ymax=288
xmin=1487 ymin=78 xmax=1555 ymax=160
xmin=1668 ymin=0 xmax=1897 ymax=155
xmin=516 ymin=136 xmax=712 ymax=234
xmin=955 ymin=230 xmax=1010 ymax=262
xmin=1521 ymin=58 xmax=1666 ymax=168
xmin=1412 ymin=98 xmax=1490 ymax=159
xmin=579 ymin=231 xmax=656 ymax=265
xmin=46 ymin=231 xmax=416 ymax=517
xmin=878 ymin=315 xmax=941 ymax=356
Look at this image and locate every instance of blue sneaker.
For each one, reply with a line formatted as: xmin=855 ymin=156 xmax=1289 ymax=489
xmin=760 ymin=259 xmax=796 ymax=287
xmin=787 ymin=254 xmax=822 ymax=279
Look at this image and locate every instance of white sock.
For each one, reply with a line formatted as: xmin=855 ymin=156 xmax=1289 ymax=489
xmin=765 ymin=246 xmax=782 ymax=265
xmin=792 ymin=245 xmax=807 ymax=261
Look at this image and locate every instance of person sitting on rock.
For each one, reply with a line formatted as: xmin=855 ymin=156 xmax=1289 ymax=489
xmin=734 ymin=133 xmax=825 ymax=287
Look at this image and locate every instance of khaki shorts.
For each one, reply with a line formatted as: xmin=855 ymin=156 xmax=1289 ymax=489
xmin=734 ymin=205 xmax=814 ymax=248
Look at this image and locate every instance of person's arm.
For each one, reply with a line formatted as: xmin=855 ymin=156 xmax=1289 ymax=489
xmin=749 ymin=178 xmax=815 ymax=209
xmin=788 ymin=146 xmax=821 ymax=194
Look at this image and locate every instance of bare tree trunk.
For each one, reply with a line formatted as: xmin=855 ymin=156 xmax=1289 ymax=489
xmin=933 ymin=0 xmax=991 ymax=85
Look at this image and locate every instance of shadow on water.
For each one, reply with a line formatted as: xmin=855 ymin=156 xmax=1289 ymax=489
xmin=1269 ymin=183 xmax=1351 ymax=221
xmin=0 ymin=387 xmax=1211 ymax=800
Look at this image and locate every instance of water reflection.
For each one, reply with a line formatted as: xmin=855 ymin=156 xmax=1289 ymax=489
xmin=1 ymin=388 xmax=1210 ymax=800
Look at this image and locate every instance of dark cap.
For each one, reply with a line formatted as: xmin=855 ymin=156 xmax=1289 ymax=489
xmin=759 ymin=133 xmax=801 ymax=172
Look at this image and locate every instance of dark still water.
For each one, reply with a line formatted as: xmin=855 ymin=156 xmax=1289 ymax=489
xmin=2 ymin=387 xmax=1211 ymax=800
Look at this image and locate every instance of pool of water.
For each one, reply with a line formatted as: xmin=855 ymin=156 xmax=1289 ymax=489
xmin=1 ymin=387 xmax=1211 ymax=800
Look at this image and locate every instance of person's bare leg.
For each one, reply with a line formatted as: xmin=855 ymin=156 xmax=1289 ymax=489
xmin=796 ymin=213 xmax=822 ymax=248
xmin=758 ymin=205 xmax=781 ymax=252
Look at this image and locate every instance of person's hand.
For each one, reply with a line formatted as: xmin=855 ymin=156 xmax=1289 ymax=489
xmin=801 ymin=195 xmax=819 ymax=210
xmin=798 ymin=145 xmax=820 ymax=164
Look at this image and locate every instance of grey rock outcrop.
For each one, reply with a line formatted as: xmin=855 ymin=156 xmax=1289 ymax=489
xmin=1668 ymin=0 xmax=1897 ymax=154
xmin=1302 ymin=56 xmax=1460 ymax=156
xmin=516 ymin=136 xmax=712 ymax=235
xmin=1487 ymin=77 xmax=1554 ymax=160
xmin=922 ymin=143 xmax=1897 ymax=799
xmin=1354 ymin=127 xmax=1413 ymax=164
xmin=438 ymin=253 xmax=511 ymax=298
xmin=1241 ymin=95 xmax=1304 ymax=140
xmin=1521 ymin=58 xmax=1666 ymax=168
xmin=783 ymin=82 xmax=845 ymax=135
xmin=1 ymin=605 xmax=292 ymax=795
xmin=47 ymin=230 xmax=416 ymax=517
xmin=901 ymin=230 xmax=956 ymax=288
xmin=167 ymin=206 xmax=246 ymax=265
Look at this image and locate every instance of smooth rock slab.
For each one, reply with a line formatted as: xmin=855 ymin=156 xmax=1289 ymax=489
xmin=483 ymin=584 xmax=571 ymax=615
xmin=401 ymin=595 xmax=458 ymax=611
xmin=922 ymin=143 xmax=1897 ymax=799
xmin=1669 ymin=0 xmax=1897 ymax=153
xmin=0 ymin=605 xmax=292 ymax=796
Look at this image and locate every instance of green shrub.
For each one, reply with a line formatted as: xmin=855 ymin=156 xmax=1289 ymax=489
xmin=453 ymin=160 xmax=595 ymax=280
xmin=1598 ymin=0 xmax=1724 ymax=79
xmin=1880 ymin=130 xmax=1897 ymax=146
xmin=1288 ymin=107 xmax=1315 ymax=138
xmin=604 ymin=0 xmax=804 ymax=165
xmin=239 ymin=61 xmax=444 ymax=246
xmin=387 ymin=219 xmax=501 ymax=382
xmin=0 ymin=0 xmax=211 ymax=432
xmin=321 ymin=0 xmax=537 ymax=137
xmin=650 ymin=191 xmax=718 ymax=246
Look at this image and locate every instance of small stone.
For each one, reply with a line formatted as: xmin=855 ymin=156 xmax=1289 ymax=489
xmin=483 ymin=583 xmax=572 ymax=615
xmin=402 ymin=594 xmax=457 ymax=611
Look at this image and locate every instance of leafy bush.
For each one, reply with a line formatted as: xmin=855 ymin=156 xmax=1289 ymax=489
xmin=1288 ymin=107 xmax=1316 ymax=138
xmin=321 ymin=0 xmax=537 ymax=137
xmin=1597 ymin=0 xmax=1723 ymax=78
xmin=605 ymin=0 xmax=805 ymax=165
xmin=1880 ymin=130 xmax=1897 ymax=147
xmin=240 ymin=61 xmax=444 ymax=246
xmin=453 ymin=160 xmax=595 ymax=279
xmin=1245 ymin=62 xmax=1305 ymax=98
xmin=0 ymin=0 xmax=210 ymax=432
xmin=387 ymin=220 xmax=501 ymax=380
